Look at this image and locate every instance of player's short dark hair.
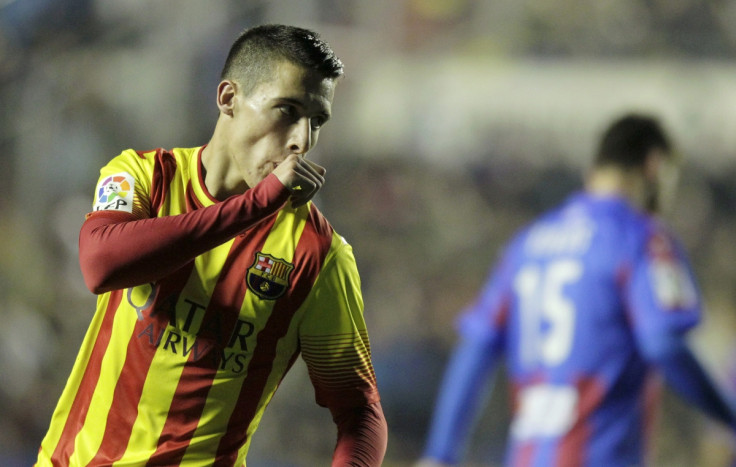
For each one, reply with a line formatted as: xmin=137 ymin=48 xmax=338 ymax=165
xmin=594 ymin=114 xmax=672 ymax=168
xmin=220 ymin=24 xmax=344 ymax=97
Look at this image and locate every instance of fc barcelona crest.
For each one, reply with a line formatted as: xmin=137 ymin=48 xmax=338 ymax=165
xmin=246 ymin=252 xmax=294 ymax=300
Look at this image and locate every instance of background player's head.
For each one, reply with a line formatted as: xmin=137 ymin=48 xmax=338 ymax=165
xmin=592 ymin=113 xmax=677 ymax=213
xmin=220 ymin=24 xmax=344 ymax=99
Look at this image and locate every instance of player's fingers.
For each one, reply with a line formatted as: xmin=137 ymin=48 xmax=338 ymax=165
xmin=293 ymin=159 xmax=325 ymax=190
xmin=289 ymin=166 xmax=325 ymax=208
xmin=303 ymin=157 xmax=326 ymax=177
xmin=292 ymin=159 xmax=325 ymax=191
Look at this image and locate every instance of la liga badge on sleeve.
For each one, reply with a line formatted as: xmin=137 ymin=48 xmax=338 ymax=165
xmin=93 ymin=172 xmax=136 ymax=213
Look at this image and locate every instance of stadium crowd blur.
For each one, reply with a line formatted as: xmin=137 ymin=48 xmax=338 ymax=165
xmin=1 ymin=1 xmax=736 ymax=465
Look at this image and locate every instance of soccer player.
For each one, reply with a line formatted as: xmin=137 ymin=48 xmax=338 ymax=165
xmin=417 ymin=114 xmax=736 ymax=466
xmin=35 ymin=24 xmax=387 ymax=466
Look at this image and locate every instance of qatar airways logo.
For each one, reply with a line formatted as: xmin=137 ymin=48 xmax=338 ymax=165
xmin=127 ymin=285 xmax=255 ymax=374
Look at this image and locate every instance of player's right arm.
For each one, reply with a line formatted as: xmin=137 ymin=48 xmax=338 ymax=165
xmin=79 ymin=150 xmax=312 ymax=294
xmin=80 ymin=173 xmax=287 ymax=293
xmin=419 ymin=334 xmax=500 ymax=465
xmin=419 ymin=249 xmax=512 ymax=465
xmin=273 ymin=153 xmax=326 ymax=207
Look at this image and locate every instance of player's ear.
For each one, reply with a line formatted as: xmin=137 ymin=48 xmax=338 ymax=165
xmin=216 ymin=80 xmax=237 ymax=117
xmin=643 ymin=148 xmax=663 ymax=182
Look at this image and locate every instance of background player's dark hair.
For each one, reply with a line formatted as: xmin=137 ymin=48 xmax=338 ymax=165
xmin=220 ymin=24 xmax=344 ymax=97
xmin=594 ymin=114 xmax=672 ymax=169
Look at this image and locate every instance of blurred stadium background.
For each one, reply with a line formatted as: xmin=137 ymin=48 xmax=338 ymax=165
xmin=1 ymin=0 xmax=735 ymax=465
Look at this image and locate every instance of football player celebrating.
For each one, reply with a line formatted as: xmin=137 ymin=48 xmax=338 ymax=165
xmin=36 ymin=24 xmax=387 ymax=466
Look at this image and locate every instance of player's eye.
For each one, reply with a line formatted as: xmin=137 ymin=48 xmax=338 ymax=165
xmin=310 ymin=116 xmax=326 ymax=131
xmin=278 ymin=104 xmax=297 ymax=119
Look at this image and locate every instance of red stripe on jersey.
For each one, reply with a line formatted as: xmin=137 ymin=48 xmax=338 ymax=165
xmin=512 ymin=442 xmax=536 ymax=467
xmin=88 ymin=264 xmax=195 ymax=465
xmin=186 ymin=181 xmax=201 ymax=212
xmin=214 ymin=205 xmax=334 ymax=465
xmin=50 ymin=290 xmax=124 ymax=465
xmin=150 ymin=149 xmax=178 ymax=215
xmin=148 ymin=215 xmax=278 ymax=465
xmin=555 ymin=377 xmax=605 ymax=467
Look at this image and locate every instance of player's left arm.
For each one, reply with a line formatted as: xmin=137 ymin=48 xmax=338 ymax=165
xmin=628 ymin=225 xmax=736 ymax=430
xmin=298 ymin=236 xmax=387 ymax=466
xmin=330 ymin=401 xmax=387 ymax=467
xmin=638 ymin=330 xmax=736 ymax=429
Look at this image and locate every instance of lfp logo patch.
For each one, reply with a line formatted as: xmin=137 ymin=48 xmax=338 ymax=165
xmin=94 ymin=173 xmax=135 ymax=213
xmin=246 ymin=252 xmax=294 ymax=300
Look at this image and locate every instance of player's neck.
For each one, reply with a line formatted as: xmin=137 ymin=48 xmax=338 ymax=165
xmin=201 ymin=135 xmax=250 ymax=201
xmin=585 ymin=166 xmax=648 ymax=211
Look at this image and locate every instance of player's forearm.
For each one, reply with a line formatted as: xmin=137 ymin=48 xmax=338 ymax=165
xmin=330 ymin=402 xmax=388 ymax=467
xmin=641 ymin=332 xmax=736 ymax=429
xmin=79 ymin=173 xmax=290 ymax=293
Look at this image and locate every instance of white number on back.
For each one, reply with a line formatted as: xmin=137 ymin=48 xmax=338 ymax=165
xmin=514 ymin=260 xmax=583 ymax=367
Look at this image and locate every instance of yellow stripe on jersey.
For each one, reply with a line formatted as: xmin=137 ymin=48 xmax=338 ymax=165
xmin=185 ymin=206 xmax=308 ymax=463
xmin=67 ymin=296 xmax=143 ymax=465
xmin=118 ymin=269 xmax=230 ymax=463
xmin=296 ymin=233 xmax=379 ymax=408
xmin=39 ymin=146 xmax=378 ymax=465
xmin=36 ymin=293 xmax=113 ymax=466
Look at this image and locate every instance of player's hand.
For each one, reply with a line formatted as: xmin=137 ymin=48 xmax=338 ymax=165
xmin=272 ymin=154 xmax=326 ymax=208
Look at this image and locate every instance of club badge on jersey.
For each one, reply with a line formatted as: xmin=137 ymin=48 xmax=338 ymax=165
xmin=246 ymin=252 xmax=294 ymax=300
xmin=93 ymin=172 xmax=136 ymax=213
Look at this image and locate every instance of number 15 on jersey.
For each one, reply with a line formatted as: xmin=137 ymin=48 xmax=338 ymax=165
xmin=513 ymin=260 xmax=583 ymax=368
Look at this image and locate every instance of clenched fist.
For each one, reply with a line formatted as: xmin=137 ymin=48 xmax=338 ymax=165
xmin=272 ymin=154 xmax=326 ymax=207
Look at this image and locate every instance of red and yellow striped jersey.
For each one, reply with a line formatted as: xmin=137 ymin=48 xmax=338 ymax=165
xmin=37 ymin=147 xmax=380 ymax=466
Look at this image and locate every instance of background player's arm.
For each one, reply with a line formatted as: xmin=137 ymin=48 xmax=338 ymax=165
xmin=637 ymin=329 xmax=736 ymax=430
xmin=630 ymin=227 xmax=736 ymax=430
xmin=80 ymin=173 xmax=290 ymax=293
xmin=420 ymin=250 xmax=512 ymax=466
xmin=419 ymin=334 xmax=500 ymax=465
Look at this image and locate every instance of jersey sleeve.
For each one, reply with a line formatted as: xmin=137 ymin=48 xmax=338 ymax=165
xmin=456 ymin=241 xmax=516 ymax=346
xmin=80 ymin=149 xmax=290 ymax=293
xmin=90 ymin=149 xmax=153 ymax=218
xmin=626 ymin=220 xmax=701 ymax=340
xmin=298 ymin=236 xmax=380 ymax=410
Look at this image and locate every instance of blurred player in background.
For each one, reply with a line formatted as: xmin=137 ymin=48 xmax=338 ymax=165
xmin=35 ymin=24 xmax=387 ymax=466
xmin=417 ymin=114 xmax=736 ymax=466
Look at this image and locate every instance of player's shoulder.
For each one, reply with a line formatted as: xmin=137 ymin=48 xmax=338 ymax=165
xmin=104 ymin=147 xmax=202 ymax=181
xmin=112 ymin=146 xmax=198 ymax=162
xmin=296 ymin=202 xmax=353 ymax=260
xmin=510 ymin=194 xmax=590 ymax=252
xmin=106 ymin=147 xmax=166 ymax=170
xmin=314 ymin=206 xmax=359 ymax=261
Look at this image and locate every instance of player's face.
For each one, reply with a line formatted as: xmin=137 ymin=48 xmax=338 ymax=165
xmin=221 ymin=60 xmax=335 ymax=189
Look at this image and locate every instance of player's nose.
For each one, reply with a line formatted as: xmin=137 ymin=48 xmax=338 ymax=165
xmin=287 ymin=118 xmax=312 ymax=155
